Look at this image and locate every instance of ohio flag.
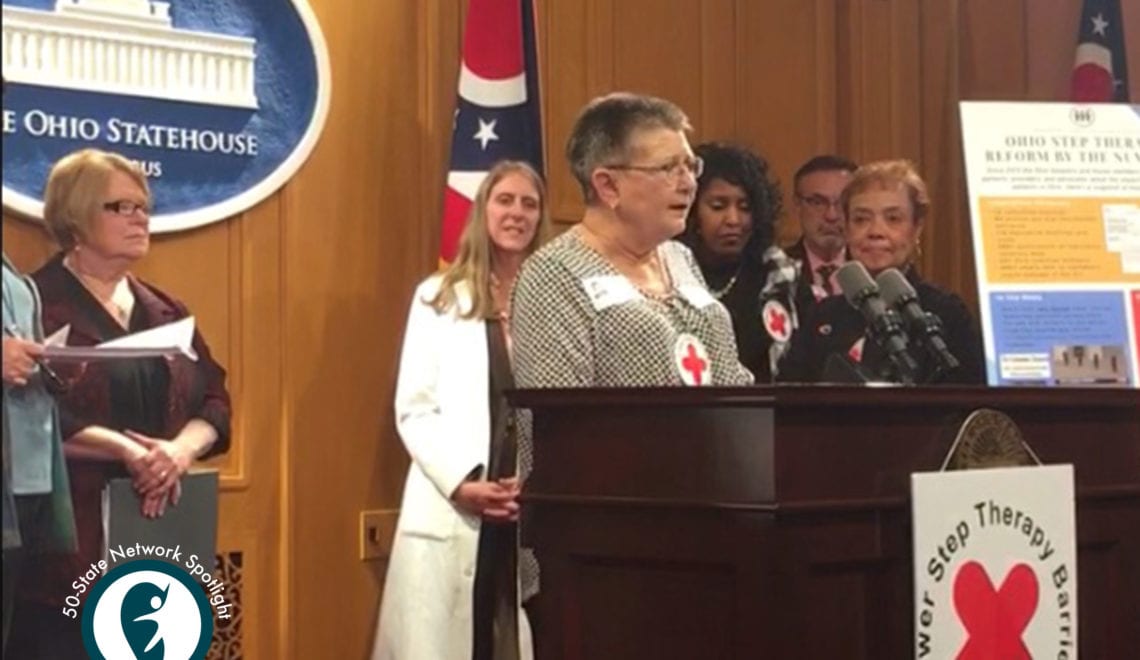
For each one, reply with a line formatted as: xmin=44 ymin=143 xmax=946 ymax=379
xmin=1070 ymin=0 xmax=1130 ymax=102
xmin=439 ymin=0 xmax=544 ymax=264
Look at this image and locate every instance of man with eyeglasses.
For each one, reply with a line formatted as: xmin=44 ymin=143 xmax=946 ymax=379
xmin=785 ymin=155 xmax=857 ymax=308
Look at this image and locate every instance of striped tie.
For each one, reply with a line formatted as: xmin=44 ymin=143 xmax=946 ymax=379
xmin=816 ymin=264 xmax=837 ymax=297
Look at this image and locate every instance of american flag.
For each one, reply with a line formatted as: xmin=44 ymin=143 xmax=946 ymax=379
xmin=1070 ymin=0 xmax=1130 ymax=102
xmin=439 ymin=0 xmax=544 ymax=264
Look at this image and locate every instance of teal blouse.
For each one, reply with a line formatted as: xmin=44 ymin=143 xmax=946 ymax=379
xmin=2 ymin=252 xmax=76 ymax=552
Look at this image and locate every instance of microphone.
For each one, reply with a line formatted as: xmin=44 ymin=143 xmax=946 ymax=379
xmin=835 ymin=261 xmax=919 ymax=384
xmin=876 ymin=268 xmax=960 ymax=379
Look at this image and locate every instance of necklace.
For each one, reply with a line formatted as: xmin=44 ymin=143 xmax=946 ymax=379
xmin=63 ymin=255 xmax=132 ymax=326
xmin=489 ymin=272 xmax=512 ymax=320
xmin=709 ymin=272 xmax=739 ymax=299
xmin=575 ymin=226 xmax=673 ymax=298
xmin=635 ymin=253 xmax=674 ymax=301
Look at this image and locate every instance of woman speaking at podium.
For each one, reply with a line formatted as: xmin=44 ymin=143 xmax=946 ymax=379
xmin=507 ymin=92 xmax=754 ymax=647
xmin=777 ymin=160 xmax=985 ymax=384
xmin=510 ymin=93 xmax=754 ymax=390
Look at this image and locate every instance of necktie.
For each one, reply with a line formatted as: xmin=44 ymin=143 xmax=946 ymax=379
xmin=816 ymin=264 xmax=837 ymax=296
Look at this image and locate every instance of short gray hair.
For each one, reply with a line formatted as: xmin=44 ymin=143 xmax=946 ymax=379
xmin=565 ymin=92 xmax=691 ymax=203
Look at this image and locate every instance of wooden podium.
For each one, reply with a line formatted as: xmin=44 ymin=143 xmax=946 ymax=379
xmin=508 ymin=386 xmax=1140 ymax=659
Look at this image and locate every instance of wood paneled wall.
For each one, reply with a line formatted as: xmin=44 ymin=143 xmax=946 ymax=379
xmin=2 ymin=0 xmax=1136 ymax=657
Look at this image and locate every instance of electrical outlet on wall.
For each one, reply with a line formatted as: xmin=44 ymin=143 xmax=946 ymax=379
xmin=359 ymin=510 xmax=397 ymax=561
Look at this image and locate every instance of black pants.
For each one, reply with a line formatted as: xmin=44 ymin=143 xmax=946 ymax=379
xmin=5 ymin=600 xmax=84 ymax=660
xmin=472 ymin=521 xmax=520 ymax=660
xmin=523 ymin=592 xmax=540 ymax=648
xmin=3 ymin=495 xmax=84 ymax=660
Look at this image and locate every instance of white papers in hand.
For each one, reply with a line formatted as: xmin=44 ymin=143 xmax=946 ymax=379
xmin=44 ymin=324 xmax=70 ymax=347
xmin=43 ymin=316 xmax=199 ymax=362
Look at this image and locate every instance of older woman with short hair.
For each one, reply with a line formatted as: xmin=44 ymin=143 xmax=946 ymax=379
xmin=778 ymin=159 xmax=984 ymax=384
xmin=511 ymin=92 xmax=753 ymax=389
xmin=6 ymin=148 xmax=231 ymax=658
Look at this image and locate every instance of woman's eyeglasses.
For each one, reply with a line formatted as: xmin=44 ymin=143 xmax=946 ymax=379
xmin=606 ymin=156 xmax=705 ymax=182
xmin=102 ymin=200 xmax=150 ymax=216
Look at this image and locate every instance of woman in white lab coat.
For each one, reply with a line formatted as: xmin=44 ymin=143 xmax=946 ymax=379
xmin=372 ymin=160 xmax=550 ymax=660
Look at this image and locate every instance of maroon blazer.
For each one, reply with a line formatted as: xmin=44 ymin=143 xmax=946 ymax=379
xmin=24 ymin=253 xmax=231 ymax=605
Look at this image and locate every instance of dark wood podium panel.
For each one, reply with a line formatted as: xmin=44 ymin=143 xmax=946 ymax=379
xmin=508 ymin=386 xmax=1140 ymax=660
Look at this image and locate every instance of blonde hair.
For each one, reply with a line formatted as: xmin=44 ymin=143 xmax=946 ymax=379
xmin=43 ymin=149 xmax=149 ymax=250
xmin=428 ymin=160 xmax=551 ymax=319
xmin=841 ymin=159 xmax=930 ymax=224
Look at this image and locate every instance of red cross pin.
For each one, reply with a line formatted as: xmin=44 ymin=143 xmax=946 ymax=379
xmin=674 ymin=334 xmax=710 ymax=386
xmin=762 ymin=300 xmax=791 ymax=342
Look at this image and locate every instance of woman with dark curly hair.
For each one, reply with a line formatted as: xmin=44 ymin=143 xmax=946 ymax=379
xmin=679 ymin=142 xmax=801 ymax=382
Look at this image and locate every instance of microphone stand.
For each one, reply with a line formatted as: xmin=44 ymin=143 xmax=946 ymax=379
xmin=914 ymin=311 xmax=958 ymax=383
xmin=847 ymin=284 xmax=919 ymax=385
xmin=876 ymin=268 xmax=961 ymax=384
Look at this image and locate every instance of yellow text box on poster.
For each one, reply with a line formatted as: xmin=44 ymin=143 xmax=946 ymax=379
xmin=979 ymin=197 xmax=1140 ymax=284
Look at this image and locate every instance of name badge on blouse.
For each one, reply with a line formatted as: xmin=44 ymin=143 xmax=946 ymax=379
xmin=677 ymin=284 xmax=717 ymax=309
xmin=581 ymin=276 xmax=640 ymax=311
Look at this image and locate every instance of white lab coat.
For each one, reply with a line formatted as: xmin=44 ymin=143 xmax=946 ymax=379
xmin=372 ymin=275 xmax=533 ymax=660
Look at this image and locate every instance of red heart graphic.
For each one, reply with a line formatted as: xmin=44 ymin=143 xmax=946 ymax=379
xmin=953 ymin=561 xmax=1039 ymax=659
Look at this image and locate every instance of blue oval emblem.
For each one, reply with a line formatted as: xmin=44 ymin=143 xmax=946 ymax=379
xmin=1 ymin=0 xmax=331 ymax=232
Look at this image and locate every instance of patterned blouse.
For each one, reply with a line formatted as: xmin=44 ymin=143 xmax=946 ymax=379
xmin=511 ymin=229 xmax=754 ymax=389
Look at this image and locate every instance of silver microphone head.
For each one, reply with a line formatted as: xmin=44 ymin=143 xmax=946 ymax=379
xmin=836 ymin=261 xmax=877 ymax=308
xmin=876 ymin=268 xmax=918 ymax=308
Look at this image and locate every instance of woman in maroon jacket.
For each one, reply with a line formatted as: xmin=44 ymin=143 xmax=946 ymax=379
xmin=7 ymin=149 xmax=230 ymax=659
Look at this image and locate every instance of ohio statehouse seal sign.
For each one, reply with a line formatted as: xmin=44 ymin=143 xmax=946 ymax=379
xmin=942 ymin=408 xmax=1038 ymax=470
xmin=2 ymin=0 xmax=331 ymax=232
